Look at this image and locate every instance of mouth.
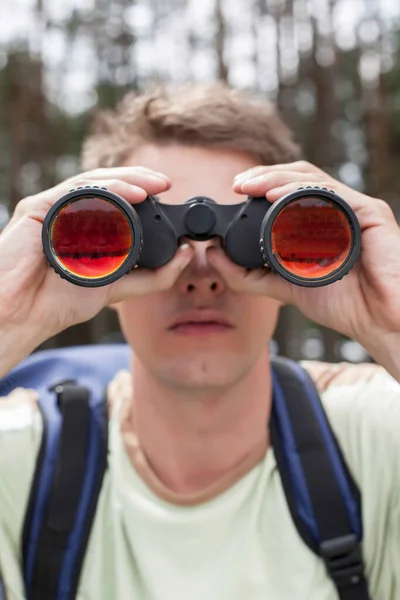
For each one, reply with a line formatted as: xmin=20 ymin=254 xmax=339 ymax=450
xmin=168 ymin=311 xmax=234 ymax=336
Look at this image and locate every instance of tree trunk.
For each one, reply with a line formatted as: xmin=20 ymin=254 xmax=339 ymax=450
xmin=215 ymin=0 xmax=229 ymax=83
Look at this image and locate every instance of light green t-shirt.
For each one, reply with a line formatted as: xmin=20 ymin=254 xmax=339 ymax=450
xmin=0 ymin=363 xmax=400 ymax=600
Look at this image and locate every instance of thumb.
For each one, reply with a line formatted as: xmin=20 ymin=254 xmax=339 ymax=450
xmin=207 ymin=247 xmax=294 ymax=305
xmin=107 ymin=244 xmax=194 ymax=303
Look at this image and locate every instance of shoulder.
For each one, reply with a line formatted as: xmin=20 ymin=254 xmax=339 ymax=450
xmin=301 ymin=359 xmax=400 ymax=448
xmin=0 ymin=388 xmax=43 ymax=543
xmin=0 ymin=387 xmax=42 ymax=447
xmin=301 ymin=361 xmax=400 ymax=590
xmin=300 ymin=359 xmax=391 ymax=393
xmin=301 ymin=359 xmax=400 ymax=507
xmin=300 ymin=359 xmax=400 ymax=432
xmin=0 ymin=386 xmax=40 ymax=427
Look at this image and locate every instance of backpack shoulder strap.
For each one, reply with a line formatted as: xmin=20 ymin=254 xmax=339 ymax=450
xmin=270 ymin=356 xmax=371 ymax=600
xmin=22 ymin=380 xmax=108 ymax=600
xmin=0 ymin=570 xmax=6 ymax=600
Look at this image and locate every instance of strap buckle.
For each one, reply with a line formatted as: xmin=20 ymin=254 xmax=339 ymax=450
xmin=49 ymin=380 xmax=77 ymax=394
xmin=48 ymin=380 xmax=78 ymax=408
xmin=320 ymin=534 xmax=364 ymax=588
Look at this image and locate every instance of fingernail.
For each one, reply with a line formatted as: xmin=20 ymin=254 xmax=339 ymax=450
xmin=232 ymin=180 xmax=244 ymax=188
xmin=234 ymin=172 xmax=249 ymax=182
xmin=178 ymin=244 xmax=192 ymax=268
xmin=148 ymin=175 xmax=170 ymax=185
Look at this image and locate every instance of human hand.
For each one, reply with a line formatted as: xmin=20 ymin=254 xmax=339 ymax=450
xmin=0 ymin=166 xmax=193 ymax=344
xmin=208 ymin=161 xmax=400 ymax=349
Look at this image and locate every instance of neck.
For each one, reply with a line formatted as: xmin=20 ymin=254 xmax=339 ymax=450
xmin=129 ymin=350 xmax=273 ymax=494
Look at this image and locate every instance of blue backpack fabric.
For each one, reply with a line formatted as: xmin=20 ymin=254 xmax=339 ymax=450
xmin=0 ymin=344 xmax=371 ymax=600
xmin=0 ymin=571 xmax=6 ymax=600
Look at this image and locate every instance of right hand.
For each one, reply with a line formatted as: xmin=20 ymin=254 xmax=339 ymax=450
xmin=0 ymin=167 xmax=193 ymax=344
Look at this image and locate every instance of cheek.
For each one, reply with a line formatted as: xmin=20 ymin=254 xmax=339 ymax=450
xmin=242 ymin=298 xmax=281 ymax=340
xmin=117 ymin=296 xmax=165 ymax=341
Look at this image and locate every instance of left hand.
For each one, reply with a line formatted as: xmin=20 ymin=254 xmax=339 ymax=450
xmin=208 ymin=160 xmax=400 ymax=346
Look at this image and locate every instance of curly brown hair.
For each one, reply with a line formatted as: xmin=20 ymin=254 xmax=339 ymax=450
xmin=81 ymin=82 xmax=301 ymax=170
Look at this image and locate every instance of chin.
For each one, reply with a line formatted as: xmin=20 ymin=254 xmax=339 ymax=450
xmin=158 ymin=353 xmax=247 ymax=391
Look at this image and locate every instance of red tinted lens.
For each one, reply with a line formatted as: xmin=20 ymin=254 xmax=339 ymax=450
xmin=50 ymin=196 xmax=133 ymax=279
xmin=271 ymin=197 xmax=352 ymax=279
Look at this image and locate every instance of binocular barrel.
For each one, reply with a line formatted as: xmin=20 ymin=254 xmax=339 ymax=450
xmin=42 ymin=186 xmax=361 ymax=288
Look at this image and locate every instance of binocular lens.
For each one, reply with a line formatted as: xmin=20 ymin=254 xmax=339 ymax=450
xmin=270 ymin=196 xmax=352 ymax=279
xmin=50 ymin=196 xmax=133 ymax=280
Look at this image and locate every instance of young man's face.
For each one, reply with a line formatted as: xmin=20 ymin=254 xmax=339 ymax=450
xmin=114 ymin=144 xmax=281 ymax=391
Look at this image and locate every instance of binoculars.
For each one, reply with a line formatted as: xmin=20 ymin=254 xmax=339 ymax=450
xmin=42 ymin=185 xmax=361 ymax=288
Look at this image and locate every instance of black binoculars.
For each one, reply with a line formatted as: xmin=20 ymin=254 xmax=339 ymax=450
xmin=42 ymin=185 xmax=361 ymax=288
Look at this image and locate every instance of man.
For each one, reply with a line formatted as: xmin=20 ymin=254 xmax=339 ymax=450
xmin=0 ymin=83 xmax=399 ymax=599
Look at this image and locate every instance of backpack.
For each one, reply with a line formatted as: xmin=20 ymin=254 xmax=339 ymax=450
xmin=0 ymin=344 xmax=371 ymax=600
xmin=0 ymin=571 xmax=5 ymax=600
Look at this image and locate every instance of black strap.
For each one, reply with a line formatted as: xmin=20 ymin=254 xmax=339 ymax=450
xmin=22 ymin=379 xmax=108 ymax=600
xmin=29 ymin=383 xmax=90 ymax=599
xmin=67 ymin=387 xmax=108 ymax=600
xmin=270 ymin=357 xmax=371 ymax=600
xmin=0 ymin=569 xmax=7 ymax=600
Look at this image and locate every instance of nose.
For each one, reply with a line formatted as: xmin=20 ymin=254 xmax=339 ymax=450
xmin=176 ymin=238 xmax=227 ymax=297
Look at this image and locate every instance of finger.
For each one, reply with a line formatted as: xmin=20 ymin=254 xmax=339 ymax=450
xmin=66 ymin=179 xmax=149 ymax=202
xmin=12 ymin=179 xmax=152 ymax=223
xmin=233 ymin=165 xmax=277 ymax=183
xmin=261 ymin=181 xmax=374 ymax=213
xmin=207 ymin=247 xmax=294 ymax=304
xmin=107 ymin=244 xmax=194 ymax=303
xmin=66 ymin=170 xmax=170 ymax=197
xmin=234 ymin=172 xmax=322 ymax=196
xmin=69 ymin=166 xmax=171 ymax=184
xmin=14 ymin=170 xmax=171 ymax=216
xmin=233 ymin=161 xmax=327 ymax=184
xmin=237 ymin=178 xmax=397 ymax=240
xmin=261 ymin=182 xmax=328 ymax=202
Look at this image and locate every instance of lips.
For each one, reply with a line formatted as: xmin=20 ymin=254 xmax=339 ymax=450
xmin=168 ymin=310 xmax=234 ymax=333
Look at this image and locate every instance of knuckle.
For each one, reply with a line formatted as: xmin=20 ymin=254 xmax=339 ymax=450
xmin=265 ymin=171 xmax=280 ymax=180
xmin=20 ymin=194 xmax=35 ymax=202
xmin=319 ymin=181 xmax=335 ymax=189
xmin=107 ymin=179 xmax=123 ymax=189
xmin=65 ymin=169 xmax=90 ymax=182
xmin=69 ymin=179 xmax=90 ymax=188
xmin=13 ymin=196 xmax=33 ymax=217
xmin=375 ymin=198 xmax=394 ymax=219
xmin=296 ymin=160 xmax=311 ymax=170
xmin=71 ymin=168 xmax=102 ymax=182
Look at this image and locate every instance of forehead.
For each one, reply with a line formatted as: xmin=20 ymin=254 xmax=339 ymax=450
xmin=125 ymin=143 xmax=259 ymax=205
